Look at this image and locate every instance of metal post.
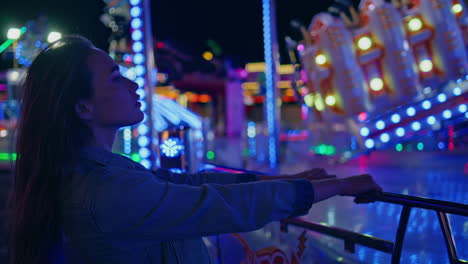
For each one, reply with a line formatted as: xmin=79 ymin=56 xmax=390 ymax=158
xmin=392 ymin=206 xmax=412 ymax=264
xmin=437 ymin=212 xmax=460 ymax=264
xmin=262 ymin=0 xmax=280 ymax=169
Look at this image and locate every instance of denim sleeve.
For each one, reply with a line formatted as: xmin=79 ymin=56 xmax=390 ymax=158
xmin=152 ymin=168 xmax=258 ymax=185
xmin=92 ymin=167 xmax=313 ymax=240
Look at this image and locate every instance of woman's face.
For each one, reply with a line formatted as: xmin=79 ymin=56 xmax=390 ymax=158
xmin=85 ymin=48 xmax=144 ymax=128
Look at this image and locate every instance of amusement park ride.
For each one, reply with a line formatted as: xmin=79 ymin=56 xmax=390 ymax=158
xmin=0 ymin=0 xmax=466 ymax=263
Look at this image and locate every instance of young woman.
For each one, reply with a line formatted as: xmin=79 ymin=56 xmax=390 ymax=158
xmin=8 ymin=35 xmax=382 ymax=264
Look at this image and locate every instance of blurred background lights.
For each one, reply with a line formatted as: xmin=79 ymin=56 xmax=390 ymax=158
xmin=408 ymin=17 xmax=423 ymax=32
xmin=396 ymin=127 xmax=405 ymax=137
xmin=380 ymin=133 xmax=390 ymax=143
xmin=411 ymin=121 xmax=421 ymax=131
xmin=422 ymin=100 xmax=431 ymax=110
xmin=360 ymin=127 xmax=370 ymax=137
xmin=391 ymin=114 xmax=401 ymax=123
xmin=427 ymin=116 xmax=436 ymax=125
xmin=452 ymin=87 xmax=461 ymax=96
xmin=325 ymin=95 xmax=336 ymax=106
xmin=369 ymin=78 xmax=384 ymax=92
xmin=406 ymin=107 xmax=416 ymax=116
xmin=458 ymin=104 xmax=467 ymax=113
xmin=315 ymin=53 xmax=327 ymax=65
xmin=442 ymin=110 xmax=452 ymax=119
xmin=418 ymin=59 xmax=433 ymax=73
xmin=47 ymin=32 xmax=62 ymax=43
xmin=437 ymin=93 xmax=447 ymax=103
xmin=365 ymin=139 xmax=375 ymax=149
xmin=376 ymin=120 xmax=385 ymax=130
xmin=357 ymin=36 xmax=373 ymax=51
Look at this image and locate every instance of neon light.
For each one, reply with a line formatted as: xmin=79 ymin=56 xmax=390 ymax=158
xmin=131 ymin=30 xmax=143 ymax=41
xmin=135 ymin=65 xmax=146 ymax=75
xmin=396 ymin=127 xmax=405 ymax=137
xmin=452 ymin=3 xmax=463 ymax=14
xmin=314 ymin=94 xmax=325 ymax=111
xmin=422 ymin=100 xmax=431 ymax=110
xmin=408 ymin=17 xmax=423 ymax=32
xmin=7 ymin=28 xmax=21 ymax=39
xmin=262 ymin=0 xmax=279 ymax=167
xmin=357 ymin=36 xmax=373 ymax=51
xmin=130 ymin=0 xmax=141 ymax=5
xmin=442 ymin=110 xmax=452 ymax=119
xmin=396 ymin=143 xmax=403 ymax=152
xmin=325 ymin=95 xmax=336 ymax=106
xmin=132 ymin=41 xmax=143 ymax=52
xmin=417 ymin=142 xmax=424 ymax=151
xmin=133 ymin=53 xmax=144 ymax=64
xmin=406 ymin=107 xmax=416 ymax=116
xmin=140 ymin=159 xmax=151 ymax=169
xmin=459 ymin=104 xmax=467 ymax=113
xmin=0 ymin=152 xmax=17 ymax=161
xmin=411 ymin=121 xmax=421 ymax=131
xmin=375 ymin=120 xmax=385 ymax=130
xmin=47 ymin=32 xmax=62 ymax=43
xmin=202 ymin=51 xmax=214 ymax=61
xmin=315 ymin=54 xmax=327 ymax=65
xmin=206 ymin=151 xmax=215 ymax=160
xmin=391 ymin=114 xmax=401 ymax=123
xmin=358 ymin=112 xmax=368 ymax=122
xmin=452 ymin=87 xmax=461 ymax=96
xmin=380 ymin=133 xmax=390 ymax=143
xmin=427 ymin=116 xmax=436 ymax=125
xmin=131 ymin=153 xmax=141 ymax=162
xmin=139 ymin=147 xmax=151 ymax=158
xmin=161 ymin=138 xmax=184 ymax=157
xmin=138 ymin=136 xmax=149 ymax=147
xmin=130 ymin=6 xmax=142 ymax=17
xmin=369 ymin=78 xmax=384 ymax=92
xmin=437 ymin=94 xmax=447 ymax=103
xmin=419 ymin=59 xmax=433 ymax=73
xmin=365 ymin=139 xmax=375 ymax=149
xmin=304 ymin=94 xmax=314 ymax=107
xmin=360 ymin=127 xmax=370 ymax=137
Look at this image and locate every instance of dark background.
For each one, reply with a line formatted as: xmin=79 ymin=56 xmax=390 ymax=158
xmin=0 ymin=0 xmax=334 ymax=69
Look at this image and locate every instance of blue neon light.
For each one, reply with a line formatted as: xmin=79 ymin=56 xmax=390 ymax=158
xmin=375 ymin=120 xmax=385 ymax=130
xmin=130 ymin=6 xmax=142 ymax=17
xmin=132 ymin=30 xmax=143 ymax=41
xmin=139 ymin=147 xmax=151 ymax=158
xmin=380 ymin=133 xmax=390 ymax=143
xmin=406 ymin=107 xmax=416 ymax=117
xmin=138 ymin=136 xmax=149 ymax=147
xmin=133 ymin=53 xmax=145 ymax=64
xmin=141 ymin=159 xmax=151 ymax=169
xmin=396 ymin=127 xmax=405 ymax=137
xmin=442 ymin=110 xmax=452 ymax=119
xmin=437 ymin=94 xmax=447 ymax=103
xmin=422 ymin=100 xmax=431 ymax=110
xmin=136 ymin=88 xmax=146 ymax=99
xmin=131 ymin=18 xmax=143 ymax=29
xmin=459 ymin=104 xmax=467 ymax=113
xmin=161 ymin=138 xmax=184 ymax=157
xmin=427 ymin=116 xmax=436 ymax=125
xmin=135 ymin=77 xmax=145 ymax=87
xmin=391 ymin=114 xmax=401 ymax=123
xmin=130 ymin=0 xmax=141 ymax=5
xmin=262 ymin=0 xmax=278 ymax=167
xmin=453 ymin=87 xmax=461 ymax=96
xmin=360 ymin=127 xmax=370 ymax=137
xmin=137 ymin=124 xmax=149 ymax=135
xmin=132 ymin=41 xmax=143 ymax=53
xmin=411 ymin=121 xmax=421 ymax=131
xmin=135 ymin=65 xmax=146 ymax=75
xmin=365 ymin=139 xmax=375 ymax=149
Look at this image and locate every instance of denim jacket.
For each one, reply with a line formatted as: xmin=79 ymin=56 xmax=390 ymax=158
xmin=61 ymin=148 xmax=314 ymax=263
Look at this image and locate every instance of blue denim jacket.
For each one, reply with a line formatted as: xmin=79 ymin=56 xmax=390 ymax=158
xmin=61 ymin=148 xmax=314 ymax=263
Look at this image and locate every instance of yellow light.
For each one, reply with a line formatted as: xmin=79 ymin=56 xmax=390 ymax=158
xmin=279 ymin=64 xmax=294 ymax=74
xmin=202 ymin=51 xmax=214 ymax=61
xmin=304 ymin=93 xmax=314 ymax=107
xmin=285 ymin=88 xmax=295 ymax=96
xmin=47 ymin=32 xmax=62 ymax=43
xmin=369 ymin=78 xmax=384 ymax=91
xmin=278 ymin=80 xmax=292 ymax=89
xmin=408 ymin=18 xmax=423 ymax=32
xmin=325 ymin=95 xmax=336 ymax=106
xmin=245 ymin=62 xmax=266 ymax=72
xmin=242 ymin=82 xmax=260 ymax=91
xmin=452 ymin=3 xmax=463 ymax=14
xmin=419 ymin=59 xmax=433 ymax=73
xmin=315 ymin=54 xmax=327 ymax=65
xmin=7 ymin=28 xmax=21 ymax=40
xmin=315 ymin=94 xmax=325 ymax=111
xmin=357 ymin=36 xmax=373 ymax=51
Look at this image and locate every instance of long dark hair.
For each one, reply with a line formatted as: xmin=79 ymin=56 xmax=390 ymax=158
xmin=8 ymin=35 xmax=95 ymax=264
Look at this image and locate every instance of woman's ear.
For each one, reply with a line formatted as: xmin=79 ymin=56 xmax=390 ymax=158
xmin=75 ymin=100 xmax=94 ymax=121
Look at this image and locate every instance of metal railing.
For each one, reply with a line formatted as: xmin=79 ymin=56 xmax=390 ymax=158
xmin=281 ymin=192 xmax=468 ymax=264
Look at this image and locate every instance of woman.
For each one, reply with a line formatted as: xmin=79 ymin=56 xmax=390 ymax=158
xmin=8 ymin=35 xmax=382 ymax=264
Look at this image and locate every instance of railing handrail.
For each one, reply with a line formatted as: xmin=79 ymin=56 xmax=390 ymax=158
xmin=357 ymin=192 xmax=468 ymax=217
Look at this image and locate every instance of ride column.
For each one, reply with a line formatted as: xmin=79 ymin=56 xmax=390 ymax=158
xmin=262 ymin=0 xmax=281 ymax=169
xmin=128 ymin=0 xmax=156 ymax=169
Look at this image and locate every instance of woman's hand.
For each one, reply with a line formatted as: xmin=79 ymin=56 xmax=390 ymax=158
xmin=338 ymin=174 xmax=382 ymax=196
xmin=258 ymin=168 xmax=335 ymax=181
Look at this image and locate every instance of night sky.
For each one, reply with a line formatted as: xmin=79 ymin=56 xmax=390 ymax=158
xmin=1 ymin=0 xmax=334 ymax=67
